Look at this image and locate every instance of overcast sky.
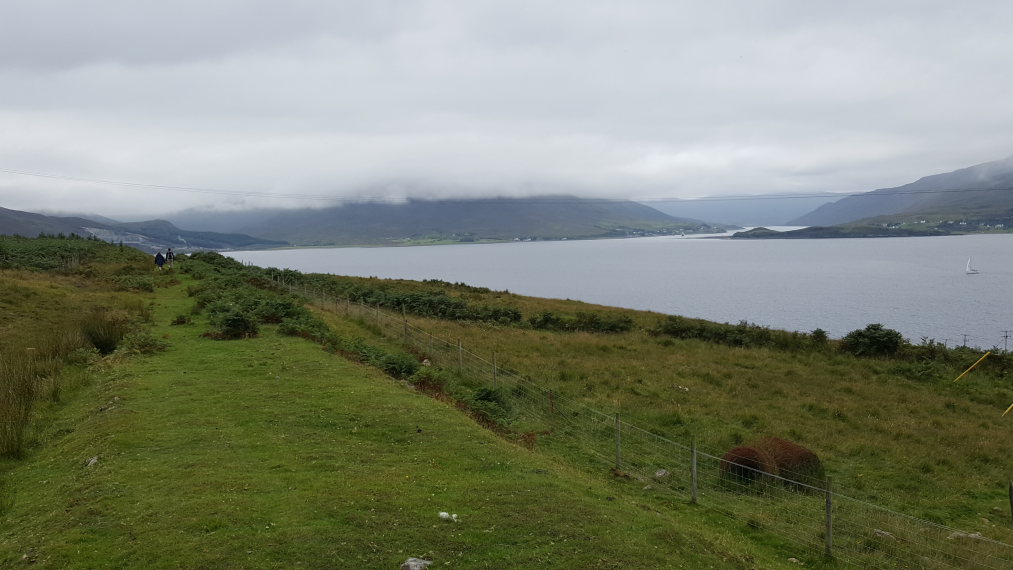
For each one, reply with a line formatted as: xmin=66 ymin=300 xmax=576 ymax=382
xmin=2 ymin=1 xmax=1013 ymax=219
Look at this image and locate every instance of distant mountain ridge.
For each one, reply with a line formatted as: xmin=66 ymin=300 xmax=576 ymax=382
xmin=0 ymin=207 xmax=286 ymax=252
xmin=171 ymin=196 xmax=734 ymax=246
xmin=790 ymin=156 xmax=1013 ymax=226
xmin=645 ymin=193 xmax=841 ymax=226
xmin=3 ymin=197 xmax=733 ymax=250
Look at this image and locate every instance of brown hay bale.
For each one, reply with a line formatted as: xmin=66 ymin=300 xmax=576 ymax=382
xmin=753 ymin=437 xmax=825 ymax=489
xmin=719 ymin=445 xmax=777 ymax=486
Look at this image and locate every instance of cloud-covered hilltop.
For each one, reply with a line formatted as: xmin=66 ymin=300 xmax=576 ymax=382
xmin=4 ymin=2 xmax=1013 ymax=216
xmin=791 ymin=156 xmax=1013 ymax=227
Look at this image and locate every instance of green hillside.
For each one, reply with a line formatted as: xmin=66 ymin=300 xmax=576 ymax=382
xmin=0 ymin=207 xmax=287 ymax=252
xmin=3 ymin=237 xmax=1013 ymax=569
xmin=229 ymin=196 xmax=732 ymax=246
xmin=791 ymin=156 xmax=1013 ymax=229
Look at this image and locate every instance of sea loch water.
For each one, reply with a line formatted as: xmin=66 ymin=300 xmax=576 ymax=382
xmin=226 ymin=233 xmax=1013 ymax=349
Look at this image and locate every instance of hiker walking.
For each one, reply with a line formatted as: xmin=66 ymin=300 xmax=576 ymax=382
xmin=154 ymin=251 xmax=165 ymax=271
xmin=165 ymin=248 xmax=176 ymax=269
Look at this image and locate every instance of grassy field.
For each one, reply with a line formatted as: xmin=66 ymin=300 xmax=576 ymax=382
xmin=332 ymin=278 xmax=1013 ymax=530
xmin=1 ymin=244 xmax=793 ymax=569
xmin=3 ymin=239 xmax=1013 ymax=569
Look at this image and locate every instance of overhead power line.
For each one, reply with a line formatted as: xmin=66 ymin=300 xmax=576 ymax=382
xmin=1 ymin=166 xmax=1012 ymax=205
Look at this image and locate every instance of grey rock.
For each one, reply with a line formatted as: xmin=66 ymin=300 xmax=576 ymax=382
xmin=400 ymin=558 xmax=432 ymax=570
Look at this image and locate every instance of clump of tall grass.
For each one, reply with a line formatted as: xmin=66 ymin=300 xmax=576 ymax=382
xmin=111 ymin=275 xmax=155 ymax=292
xmin=0 ymin=350 xmax=41 ymax=458
xmin=79 ymin=308 xmax=131 ymax=354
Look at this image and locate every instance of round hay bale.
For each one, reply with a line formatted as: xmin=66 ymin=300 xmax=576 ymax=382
xmin=753 ymin=437 xmax=825 ymax=490
xmin=719 ymin=445 xmax=777 ymax=487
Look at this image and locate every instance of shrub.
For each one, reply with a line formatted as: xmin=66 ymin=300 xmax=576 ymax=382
xmin=840 ymin=323 xmax=904 ymax=357
xmin=119 ymin=330 xmax=170 ymax=355
xmin=252 ymin=298 xmax=306 ymax=324
xmin=378 ymin=353 xmax=421 ymax=379
xmin=810 ymin=328 xmax=829 ymax=348
xmin=468 ymin=387 xmax=512 ymax=424
xmin=528 ymin=310 xmax=634 ymax=333
xmin=206 ymin=305 xmax=259 ymax=340
xmin=278 ymin=315 xmax=339 ymax=348
xmin=410 ymin=367 xmax=448 ymax=395
xmin=529 ymin=311 xmax=565 ymax=330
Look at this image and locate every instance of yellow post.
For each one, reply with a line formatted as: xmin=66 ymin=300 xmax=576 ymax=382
xmin=1003 ymin=402 xmax=1013 ymax=417
xmin=952 ymin=351 xmax=991 ymax=382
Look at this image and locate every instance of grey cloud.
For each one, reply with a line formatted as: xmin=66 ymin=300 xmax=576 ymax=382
xmin=3 ymin=1 xmax=1013 ymax=217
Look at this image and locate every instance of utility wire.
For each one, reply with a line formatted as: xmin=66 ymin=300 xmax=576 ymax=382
xmin=2 ymin=166 xmax=1013 ymax=205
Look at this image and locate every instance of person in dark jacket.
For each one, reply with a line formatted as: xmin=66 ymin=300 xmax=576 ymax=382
xmin=154 ymin=251 xmax=165 ymax=270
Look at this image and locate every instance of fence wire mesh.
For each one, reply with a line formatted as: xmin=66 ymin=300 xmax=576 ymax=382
xmin=309 ymin=291 xmax=1013 ymax=568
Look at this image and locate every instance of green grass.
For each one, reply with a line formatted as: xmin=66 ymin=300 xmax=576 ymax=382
xmin=4 ymin=240 xmax=1013 ymax=568
xmin=0 ymin=277 xmax=788 ymax=569
xmin=329 ymin=289 xmax=1013 ymax=533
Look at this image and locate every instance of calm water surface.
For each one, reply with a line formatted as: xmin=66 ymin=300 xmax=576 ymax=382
xmin=226 ymin=233 xmax=1013 ymax=348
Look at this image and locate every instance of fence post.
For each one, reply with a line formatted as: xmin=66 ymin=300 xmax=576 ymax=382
xmin=458 ymin=339 xmax=463 ymax=374
xmin=492 ymin=352 xmax=498 ymax=388
xmin=691 ymin=437 xmax=698 ymax=505
xmin=402 ymin=305 xmax=408 ymax=344
xmin=1008 ymin=480 xmax=1013 ymax=528
xmin=824 ymin=476 xmax=834 ymax=559
xmin=614 ymin=412 xmax=622 ymax=470
xmin=375 ymin=304 xmax=380 ymax=328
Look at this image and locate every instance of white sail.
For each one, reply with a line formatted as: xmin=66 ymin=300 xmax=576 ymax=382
xmin=966 ymin=257 xmax=980 ymax=274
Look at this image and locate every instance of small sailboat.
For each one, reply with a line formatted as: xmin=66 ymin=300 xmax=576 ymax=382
xmin=965 ymin=257 xmax=980 ymax=275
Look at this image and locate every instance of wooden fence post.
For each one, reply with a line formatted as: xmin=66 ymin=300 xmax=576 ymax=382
xmin=825 ymin=476 xmax=834 ymax=559
xmin=614 ymin=412 xmax=622 ymax=470
xmin=1008 ymin=480 xmax=1013 ymax=528
xmin=402 ymin=305 xmax=408 ymax=343
xmin=691 ymin=437 xmax=698 ymax=505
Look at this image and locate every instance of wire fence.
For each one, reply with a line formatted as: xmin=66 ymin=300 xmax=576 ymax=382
xmin=303 ymin=287 xmax=1013 ymax=569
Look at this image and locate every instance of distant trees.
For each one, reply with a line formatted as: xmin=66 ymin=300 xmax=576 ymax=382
xmin=528 ymin=310 xmax=635 ymax=334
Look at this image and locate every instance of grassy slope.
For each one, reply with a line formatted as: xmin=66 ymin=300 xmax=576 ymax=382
xmin=0 ymin=278 xmax=784 ymax=569
xmin=359 ymin=280 xmax=1013 ymax=532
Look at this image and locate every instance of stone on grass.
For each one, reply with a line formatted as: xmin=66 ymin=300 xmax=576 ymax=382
xmin=400 ymin=557 xmax=432 ymax=570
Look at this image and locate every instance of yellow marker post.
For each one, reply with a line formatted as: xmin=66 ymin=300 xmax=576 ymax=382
xmin=952 ymin=351 xmax=991 ymax=383
xmin=1003 ymin=402 xmax=1013 ymax=417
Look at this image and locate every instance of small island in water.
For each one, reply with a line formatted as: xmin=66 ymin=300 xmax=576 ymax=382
xmin=731 ymin=225 xmax=950 ymax=239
